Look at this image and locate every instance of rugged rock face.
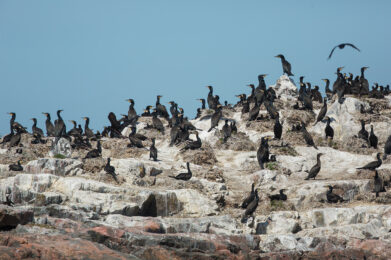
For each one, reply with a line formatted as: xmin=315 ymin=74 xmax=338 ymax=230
xmin=1 ymin=75 xmax=391 ymax=258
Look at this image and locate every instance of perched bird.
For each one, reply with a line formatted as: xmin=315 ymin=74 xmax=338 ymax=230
xmin=325 ymin=117 xmax=334 ymax=140
xmin=255 ymin=217 xmax=272 ymax=235
xmin=301 ymin=123 xmax=318 ymax=149
xmin=358 ymin=120 xmax=369 ymax=142
xmin=155 ymin=95 xmax=170 ymax=119
xmin=275 ymin=54 xmax=294 ymax=76
xmin=84 ymin=140 xmax=102 ymax=159
xmin=305 ymin=153 xmax=323 ymax=180
xmin=31 ymin=118 xmax=44 ymax=137
xmin=208 ymin=104 xmax=222 ymax=132
xmin=54 ymin=110 xmax=66 ymax=137
xmin=128 ymin=127 xmax=144 ymax=148
xmin=222 ymin=120 xmax=231 ymax=143
xmin=169 ymin=162 xmax=192 ymax=181
xmin=328 ymin=43 xmax=360 ymax=60
xmin=241 ymin=183 xmax=255 ymax=209
xmin=83 ymin=117 xmax=95 ymax=139
xmin=198 ymin=98 xmax=206 ymax=109
xmin=314 ymin=98 xmax=327 ymax=125
xmin=257 ymin=137 xmax=270 ymax=169
xmin=326 ymin=185 xmax=344 ymax=203
xmin=273 ymin=114 xmax=282 ymax=139
xmin=248 ymin=97 xmax=261 ymax=121
xmin=104 ymin=158 xmax=119 ymax=183
xmin=268 ymin=189 xmax=287 ymax=201
xmin=241 ymin=189 xmax=259 ymax=223
xmin=126 ymin=98 xmax=138 ymax=122
xmin=42 ymin=112 xmax=55 ymax=136
xmin=373 ymin=171 xmax=385 ymax=197
xmin=206 ymin=86 xmax=216 ymax=110
xmin=357 ymin=153 xmax=382 ymax=171
xmin=149 ymin=138 xmax=158 ymax=161
xmin=9 ymin=160 xmax=23 ymax=171
xmin=369 ymin=125 xmax=378 ymax=149
xmin=180 ymin=131 xmax=202 ymax=151
xmin=152 ymin=109 xmax=165 ymax=134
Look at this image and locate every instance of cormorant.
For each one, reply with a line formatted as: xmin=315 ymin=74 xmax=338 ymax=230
xmin=264 ymin=100 xmax=278 ymax=119
xmin=328 ymin=43 xmax=360 ymax=60
xmin=241 ymin=183 xmax=255 ymax=209
xmin=369 ymin=125 xmax=378 ymax=149
xmin=180 ymin=131 xmax=202 ymax=151
xmin=128 ymin=127 xmax=144 ymax=148
xmin=246 ymin=84 xmax=255 ymax=103
xmin=141 ymin=106 xmax=153 ymax=117
xmin=195 ymin=108 xmax=202 ymax=119
xmin=326 ymin=185 xmax=344 ymax=203
xmin=83 ymin=117 xmax=95 ymax=139
xmin=222 ymin=120 xmax=231 ymax=143
xmin=152 ymin=109 xmax=165 ymax=134
xmin=208 ymin=104 xmax=222 ymax=132
xmin=314 ymin=98 xmax=327 ymax=125
xmin=169 ymin=162 xmax=192 ymax=181
xmin=31 ymin=133 xmax=47 ymax=144
xmin=257 ymin=137 xmax=270 ymax=169
xmin=358 ymin=120 xmax=369 ymax=142
xmin=322 ymin=79 xmax=333 ymax=99
xmin=198 ymin=98 xmax=206 ymax=109
xmin=129 ymin=126 xmax=147 ymax=141
xmin=301 ymin=123 xmax=318 ymax=149
xmin=207 ymin=86 xmax=216 ymax=109
xmin=168 ymin=101 xmax=177 ymax=117
xmin=311 ymin=85 xmax=323 ymax=103
xmin=359 ymin=67 xmax=369 ymax=95
xmin=241 ymin=189 xmax=259 ymax=223
xmin=8 ymin=112 xmax=27 ymax=133
xmin=373 ymin=171 xmax=385 ymax=197
xmin=104 ymin=158 xmax=119 ymax=183
xmin=357 ymin=153 xmax=382 ymax=171
xmin=54 ymin=110 xmax=66 ymax=137
xmin=230 ymin=121 xmax=237 ymax=134
xmin=242 ymin=99 xmax=250 ymax=114
xmin=384 ymin=135 xmax=391 ymax=159
xmin=273 ymin=114 xmax=282 ymax=139
xmin=248 ymin=97 xmax=260 ymax=121
xmin=31 ymin=118 xmax=44 ymax=137
xmin=156 ymin=95 xmax=170 ymax=119
xmin=325 ymin=117 xmax=334 ymax=140
xmin=268 ymin=189 xmax=287 ymax=201
xmin=149 ymin=138 xmax=158 ymax=161
xmin=84 ymin=140 xmax=102 ymax=159
xmin=43 ymin=112 xmax=54 ymax=136
xmin=305 ymin=153 xmax=323 ymax=180
xmin=275 ymin=54 xmax=294 ymax=76
xmin=255 ymin=217 xmax=272 ymax=235
xmin=9 ymin=125 xmax=21 ymax=147
xmin=67 ymin=120 xmax=81 ymax=136
xmin=126 ymin=99 xmax=138 ymax=122
xmin=9 ymin=160 xmax=23 ymax=171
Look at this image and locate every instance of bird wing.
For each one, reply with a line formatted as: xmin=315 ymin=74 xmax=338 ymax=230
xmin=344 ymin=43 xmax=360 ymax=52
xmin=328 ymin=45 xmax=338 ymax=60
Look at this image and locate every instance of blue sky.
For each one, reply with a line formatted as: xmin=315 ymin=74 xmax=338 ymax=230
xmin=0 ymin=1 xmax=390 ymax=135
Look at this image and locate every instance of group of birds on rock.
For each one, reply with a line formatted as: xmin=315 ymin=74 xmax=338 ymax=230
xmin=1 ymin=48 xmax=390 ymax=226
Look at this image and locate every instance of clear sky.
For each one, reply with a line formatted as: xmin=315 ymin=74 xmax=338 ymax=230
xmin=0 ymin=0 xmax=390 ymax=135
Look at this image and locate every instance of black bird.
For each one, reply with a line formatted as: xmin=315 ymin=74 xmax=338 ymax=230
xmin=206 ymin=86 xmax=216 ymax=109
xmin=268 ymin=189 xmax=287 ymax=201
xmin=357 ymin=153 xmax=382 ymax=170
xmin=141 ymin=105 xmax=153 ymax=117
xmin=305 ymin=153 xmax=323 ymax=180
xmin=314 ymin=98 xmax=327 ymax=125
xmin=222 ymin=120 xmax=231 ymax=143
xmin=84 ymin=140 xmax=102 ymax=159
xmin=255 ymin=217 xmax=272 ymax=235
xmin=369 ymin=125 xmax=378 ymax=149
xmin=384 ymin=135 xmax=391 ymax=159
xmin=328 ymin=43 xmax=360 ymax=60
xmin=241 ymin=183 xmax=255 ymax=209
xmin=230 ymin=121 xmax=237 ymax=134
xmin=248 ymin=97 xmax=261 ymax=121
xmin=208 ymin=104 xmax=222 ymax=132
xmin=373 ymin=171 xmax=385 ymax=197
xmin=326 ymin=185 xmax=344 ymax=203
xmin=359 ymin=67 xmax=370 ymax=95
xmin=83 ymin=117 xmax=95 ymax=139
xmin=128 ymin=127 xmax=144 ymax=148
xmin=180 ymin=131 xmax=202 ymax=151
xmin=9 ymin=125 xmax=21 ymax=147
xmin=8 ymin=112 xmax=27 ymax=133
xmin=322 ymin=79 xmax=333 ymax=99
xmin=325 ymin=117 xmax=334 ymax=140
xmin=198 ymin=98 xmax=206 ymax=110
xmin=31 ymin=118 xmax=44 ymax=137
xmin=67 ymin=120 xmax=81 ymax=136
xmin=241 ymin=189 xmax=259 ymax=223
xmin=31 ymin=133 xmax=47 ymax=144
xmin=301 ymin=123 xmax=318 ymax=149
xmin=155 ymin=95 xmax=170 ymax=119
xmin=152 ymin=109 xmax=165 ymax=134
xmin=358 ymin=120 xmax=369 ymax=142
xmin=273 ymin=114 xmax=282 ymax=139
xmin=54 ymin=110 xmax=66 ymax=137
xmin=275 ymin=54 xmax=294 ymax=76
xmin=149 ymin=138 xmax=158 ymax=161
xmin=104 ymin=158 xmax=119 ymax=183
xmin=9 ymin=160 xmax=23 ymax=171
xmin=257 ymin=137 xmax=270 ymax=169
xmin=169 ymin=162 xmax=192 ymax=181
xmin=42 ymin=112 xmax=55 ymax=136
xmin=126 ymin=98 xmax=138 ymax=122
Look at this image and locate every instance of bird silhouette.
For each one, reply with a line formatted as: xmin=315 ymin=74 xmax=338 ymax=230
xmin=328 ymin=43 xmax=360 ymax=60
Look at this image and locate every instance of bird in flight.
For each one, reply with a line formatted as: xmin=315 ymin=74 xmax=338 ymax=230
xmin=328 ymin=43 xmax=360 ymax=60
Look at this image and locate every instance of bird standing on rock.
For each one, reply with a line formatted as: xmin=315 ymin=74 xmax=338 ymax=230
xmin=241 ymin=189 xmax=259 ymax=223
xmin=326 ymin=185 xmax=345 ymax=203
xmin=305 ymin=153 xmax=323 ymax=180
xmin=325 ymin=117 xmax=334 ymax=140
xmin=357 ymin=153 xmax=382 ymax=171
xmin=369 ymin=125 xmax=378 ymax=149
xmin=301 ymin=123 xmax=318 ymax=149
xmin=275 ymin=54 xmax=294 ymax=76
xmin=268 ymin=189 xmax=287 ymax=201
xmin=9 ymin=160 xmax=23 ymax=171
xmin=241 ymin=183 xmax=255 ymax=209
xmin=314 ymin=98 xmax=327 ymax=125
xmin=104 ymin=158 xmax=119 ymax=183
xmin=169 ymin=162 xmax=192 ymax=181
xmin=257 ymin=137 xmax=270 ymax=169
xmin=149 ymin=138 xmax=158 ymax=161
xmin=373 ymin=171 xmax=385 ymax=197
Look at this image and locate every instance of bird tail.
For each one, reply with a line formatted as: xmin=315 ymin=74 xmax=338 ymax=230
xmin=168 ymin=176 xmax=176 ymax=179
xmin=207 ymin=127 xmax=214 ymax=132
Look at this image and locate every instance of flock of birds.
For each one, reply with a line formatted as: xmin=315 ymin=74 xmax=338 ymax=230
xmin=2 ymin=44 xmax=391 ymax=224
